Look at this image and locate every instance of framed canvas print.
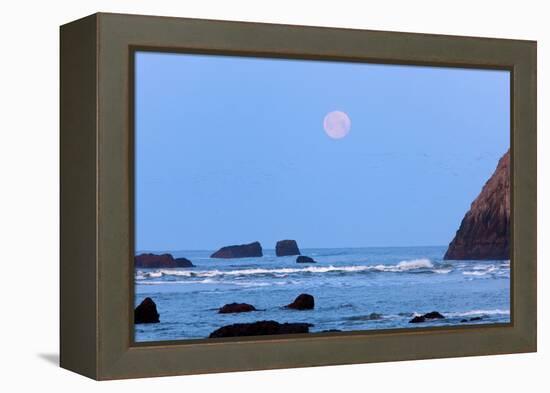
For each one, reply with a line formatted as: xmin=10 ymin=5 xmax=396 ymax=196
xmin=60 ymin=13 xmax=537 ymax=380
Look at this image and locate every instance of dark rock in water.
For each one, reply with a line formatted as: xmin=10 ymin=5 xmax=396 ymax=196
xmin=345 ymin=313 xmax=383 ymax=321
xmin=409 ymin=311 xmax=445 ymax=323
xmin=296 ymin=255 xmax=316 ymax=263
xmin=276 ymin=240 xmax=301 ymax=256
xmin=368 ymin=312 xmax=383 ymax=320
xmin=174 ymin=257 xmax=194 ymax=267
xmin=210 ymin=242 xmax=263 ymax=258
xmin=135 ymin=253 xmax=194 ymax=268
xmin=218 ymin=303 xmax=257 ymax=314
xmin=409 ymin=315 xmax=426 ymax=323
xmin=134 ymin=297 xmax=160 ymax=324
xmin=285 ymin=293 xmax=314 ymax=310
xmin=461 ymin=316 xmax=483 ymax=323
xmin=209 ymin=320 xmax=312 ymax=338
xmin=423 ymin=311 xmax=445 ymax=319
xmin=444 ymin=150 xmax=510 ymax=260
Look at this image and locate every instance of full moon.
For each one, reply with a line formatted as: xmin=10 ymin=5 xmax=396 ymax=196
xmin=323 ymin=111 xmax=351 ymax=139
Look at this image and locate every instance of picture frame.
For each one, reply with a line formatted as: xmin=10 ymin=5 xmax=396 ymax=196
xmin=60 ymin=12 xmax=537 ymax=380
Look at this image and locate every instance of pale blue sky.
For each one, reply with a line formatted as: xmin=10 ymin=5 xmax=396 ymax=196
xmin=135 ymin=51 xmax=509 ymax=251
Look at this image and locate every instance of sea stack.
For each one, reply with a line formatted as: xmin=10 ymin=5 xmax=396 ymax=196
xmin=210 ymin=242 xmax=263 ymax=259
xmin=444 ymin=150 xmax=510 ymax=260
xmin=135 ymin=253 xmax=194 ymax=268
xmin=275 ymin=240 xmax=301 ymax=256
xmin=134 ymin=297 xmax=160 ymax=324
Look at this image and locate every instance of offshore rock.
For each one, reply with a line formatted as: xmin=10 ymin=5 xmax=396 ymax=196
xmin=296 ymin=255 xmax=316 ymax=263
xmin=275 ymin=240 xmax=301 ymax=256
xmin=218 ymin=303 xmax=257 ymax=314
xmin=135 ymin=253 xmax=194 ymax=268
xmin=409 ymin=311 xmax=445 ymax=323
xmin=210 ymin=242 xmax=263 ymax=259
xmin=285 ymin=294 xmax=315 ymax=310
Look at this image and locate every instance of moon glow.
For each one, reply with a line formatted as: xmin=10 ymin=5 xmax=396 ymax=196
xmin=323 ymin=111 xmax=351 ymax=139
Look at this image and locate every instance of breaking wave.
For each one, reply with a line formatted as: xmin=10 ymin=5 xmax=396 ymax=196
xmin=135 ymin=258 xmax=449 ymax=282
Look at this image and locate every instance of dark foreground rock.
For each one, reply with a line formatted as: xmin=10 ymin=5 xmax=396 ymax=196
xmin=218 ymin=303 xmax=257 ymax=314
xmin=276 ymin=240 xmax=301 ymax=256
xmin=210 ymin=242 xmax=263 ymax=258
xmin=209 ymin=320 xmax=312 ymax=338
xmin=444 ymin=150 xmax=510 ymax=260
xmin=409 ymin=311 xmax=445 ymax=323
xmin=285 ymin=293 xmax=314 ymax=310
xmin=461 ymin=316 xmax=483 ymax=323
xmin=296 ymin=255 xmax=316 ymax=263
xmin=134 ymin=297 xmax=160 ymax=324
xmin=135 ymin=253 xmax=194 ymax=268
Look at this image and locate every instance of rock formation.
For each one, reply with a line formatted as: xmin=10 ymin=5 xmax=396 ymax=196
xmin=135 ymin=253 xmax=194 ymax=268
xmin=275 ymin=240 xmax=301 ymax=256
xmin=174 ymin=257 xmax=194 ymax=267
xmin=134 ymin=297 xmax=160 ymax=324
xmin=285 ymin=293 xmax=315 ymax=310
xmin=409 ymin=311 xmax=445 ymax=323
xmin=210 ymin=242 xmax=263 ymax=258
xmin=444 ymin=150 xmax=510 ymax=260
xmin=209 ymin=320 xmax=312 ymax=338
xmin=218 ymin=303 xmax=257 ymax=314
xmin=296 ymin=255 xmax=316 ymax=263
xmin=461 ymin=316 xmax=483 ymax=323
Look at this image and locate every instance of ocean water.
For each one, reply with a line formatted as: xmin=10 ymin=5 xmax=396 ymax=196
xmin=134 ymin=246 xmax=510 ymax=342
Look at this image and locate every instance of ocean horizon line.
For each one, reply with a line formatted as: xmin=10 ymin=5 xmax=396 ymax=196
xmin=136 ymin=244 xmax=448 ymax=255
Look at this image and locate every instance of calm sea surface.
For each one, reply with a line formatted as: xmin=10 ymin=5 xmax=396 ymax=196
xmin=134 ymin=246 xmax=510 ymax=342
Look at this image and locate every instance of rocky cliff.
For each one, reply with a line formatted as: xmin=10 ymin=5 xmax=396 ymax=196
xmin=444 ymin=150 xmax=510 ymax=260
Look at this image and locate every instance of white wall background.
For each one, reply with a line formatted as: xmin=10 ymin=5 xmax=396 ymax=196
xmin=0 ymin=0 xmax=546 ymax=391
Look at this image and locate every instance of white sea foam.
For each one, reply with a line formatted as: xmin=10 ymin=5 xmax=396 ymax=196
xmin=138 ymin=278 xmax=219 ymax=285
xmin=135 ymin=258 xmax=440 ymax=282
xmin=450 ymin=309 xmax=510 ymax=317
xmin=463 ymin=265 xmax=499 ymax=276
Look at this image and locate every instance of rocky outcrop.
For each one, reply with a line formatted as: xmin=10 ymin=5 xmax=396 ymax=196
xmin=218 ymin=303 xmax=257 ymax=314
xmin=296 ymin=255 xmax=316 ymax=263
xmin=461 ymin=316 xmax=483 ymax=323
xmin=409 ymin=311 xmax=445 ymax=323
xmin=135 ymin=253 xmax=194 ymax=268
xmin=285 ymin=294 xmax=314 ymax=310
xmin=134 ymin=297 xmax=160 ymax=324
xmin=444 ymin=150 xmax=510 ymax=260
xmin=275 ymin=240 xmax=301 ymax=256
xmin=174 ymin=257 xmax=194 ymax=266
xmin=209 ymin=320 xmax=312 ymax=338
xmin=210 ymin=242 xmax=263 ymax=259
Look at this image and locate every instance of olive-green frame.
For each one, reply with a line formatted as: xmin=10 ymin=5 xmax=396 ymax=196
xmin=60 ymin=12 xmax=537 ymax=380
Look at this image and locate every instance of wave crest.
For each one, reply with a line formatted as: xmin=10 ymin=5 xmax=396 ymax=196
xmin=135 ymin=258 xmax=442 ymax=282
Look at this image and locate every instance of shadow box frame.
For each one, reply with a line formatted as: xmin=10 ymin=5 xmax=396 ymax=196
xmin=60 ymin=12 xmax=537 ymax=380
